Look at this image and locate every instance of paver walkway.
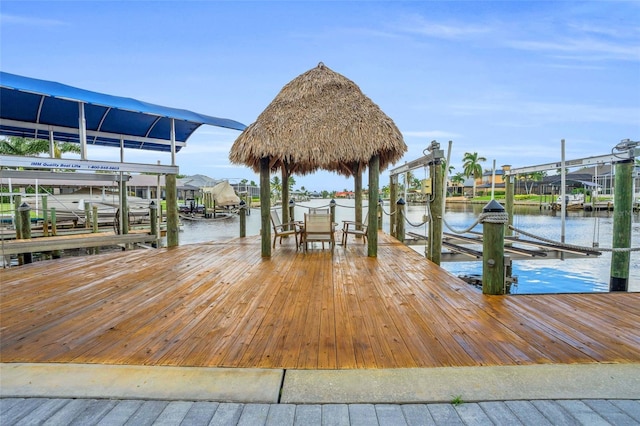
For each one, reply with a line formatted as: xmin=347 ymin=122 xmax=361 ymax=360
xmin=2 ymin=398 xmax=639 ymax=425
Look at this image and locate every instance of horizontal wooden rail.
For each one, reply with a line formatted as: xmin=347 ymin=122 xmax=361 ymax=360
xmin=0 ymin=231 xmax=156 ymax=255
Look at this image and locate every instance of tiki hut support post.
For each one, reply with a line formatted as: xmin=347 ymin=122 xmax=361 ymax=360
xmin=367 ymin=154 xmax=380 ymax=257
xmin=281 ymin=167 xmax=290 ymax=227
xmin=354 ymin=164 xmax=363 ymax=236
xmin=260 ymin=156 xmax=272 ymax=257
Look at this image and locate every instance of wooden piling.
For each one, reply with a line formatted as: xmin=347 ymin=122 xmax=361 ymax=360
xmin=42 ymin=196 xmax=49 ymax=237
xmin=50 ymin=208 xmax=57 ymax=236
xmin=14 ymin=195 xmax=22 ymax=239
xmin=482 ymin=200 xmax=506 ymax=295
xmin=396 ymin=198 xmax=405 ymax=243
xmin=18 ymin=202 xmax=32 ymax=264
xmin=430 ymin=160 xmax=443 ymax=265
xmin=610 ymin=159 xmax=633 ymax=291
xmin=92 ymin=205 xmax=98 ymax=233
xmin=165 ymin=174 xmax=179 ymax=247
xmin=389 ymin=175 xmax=398 ymax=238
xmin=367 ymin=155 xmax=379 ymax=257
xmin=289 ymin=199 xmax=295 ymax=226
xmin=239 ymin=200 xmax=246 ymax=238
xmin=150 ymin=201 xmax=158 ymax=247
xmin=84 ymin=202 xmax=91 ymax=229
xmin=120 ymin=179 xmax=129 ymax=235
xmin=354 ymin=165 xmax=363 ymax=234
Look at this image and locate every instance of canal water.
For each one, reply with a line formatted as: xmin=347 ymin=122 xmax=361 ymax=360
xmin=176 ymin=199 xmax=640 ymax=294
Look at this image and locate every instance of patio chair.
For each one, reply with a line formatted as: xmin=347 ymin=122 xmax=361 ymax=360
xmin=341 ymin=220 xmax=368 ymax=247
xmin=270 ymin=210 xmax=300 ymax=249
xmin=303 ymin=212 xmax=335 ymax=251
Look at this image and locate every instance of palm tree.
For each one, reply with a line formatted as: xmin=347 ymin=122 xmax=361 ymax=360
xmin=0 ymin=136 xmax=81 ymax=158
xmin=288 ymin=176 xmax=296 ymax=193
xmin=519 ymin=171 xmax=546 ymax=195
xmin=270 ymin=176 xmax=282 ymax=200
xmin=451 ymin=172 xmax=466 ymax=196
xmin=462 ymin=152 xmax=486 ymax=198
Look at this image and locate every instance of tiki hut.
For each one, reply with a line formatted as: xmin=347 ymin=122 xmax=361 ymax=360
xmin=229 ymin=62 xmax=407 ymax=257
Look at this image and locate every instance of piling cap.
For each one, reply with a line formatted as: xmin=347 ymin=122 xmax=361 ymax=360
xmin=18 ymin=202 xmax=31 ymax=211
xmin=483 ymin=199 xmax=505 ymax=213
xmin=397 ymin=197 xmax=406 ymax=205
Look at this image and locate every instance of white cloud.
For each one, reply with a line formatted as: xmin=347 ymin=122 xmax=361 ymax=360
xmin=0 ymin=14 xmax=66 ymax=27
xmin=506 ymin=38 xmax=640 ymax=62
xmin=394 ymin=15 xmax=491 ymax=40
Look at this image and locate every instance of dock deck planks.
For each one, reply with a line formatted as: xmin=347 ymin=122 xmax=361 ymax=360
xmin=1 ymin=233 xmax=639 ymax=369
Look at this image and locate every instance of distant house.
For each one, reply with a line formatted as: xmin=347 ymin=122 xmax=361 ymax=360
xmin=475 ymin=169 xmax=505 ymax=195
xmin=335 ymin=191 xmax=354 ymax=199
xmin=512 ymin=164 xmax=639 ymax=198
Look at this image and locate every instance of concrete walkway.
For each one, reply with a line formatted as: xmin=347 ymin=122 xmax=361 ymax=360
xmin=2 ymin=397 xmax=639 ymax=425
xmin=1 ymin=363 xmax=639 ymax=424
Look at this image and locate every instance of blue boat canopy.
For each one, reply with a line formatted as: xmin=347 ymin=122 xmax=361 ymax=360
xmin=0 ymin=72 xmax=246 ymax=153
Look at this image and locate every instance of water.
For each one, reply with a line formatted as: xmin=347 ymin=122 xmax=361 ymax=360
xmin=175 ymin=199 xmax=640 ymax=294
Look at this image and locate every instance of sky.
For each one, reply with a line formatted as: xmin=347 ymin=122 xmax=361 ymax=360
xmin=1 ymin=0 xmax=639 ymax=192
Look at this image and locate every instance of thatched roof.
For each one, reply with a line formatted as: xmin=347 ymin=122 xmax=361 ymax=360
xmin=229 ymin=63 xmax=407 ymax=177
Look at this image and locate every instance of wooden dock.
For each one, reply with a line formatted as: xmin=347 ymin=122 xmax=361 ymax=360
xmin=1 ymin=233 xmax=639 ymax=370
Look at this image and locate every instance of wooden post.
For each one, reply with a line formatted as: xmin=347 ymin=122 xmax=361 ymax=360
xmin=367 ymin=155 xmax=379 ymax=257
xmin=260 ymin=157 xmax=272 ymax=257
xmin=166 ymin=174 xmax=179 ymax=247
xmin=396 ymin=198 xmax=405 ymax=243
xmin=377 ymin=197 xmax=383 ymax=231
xmin=150 ymin=201 xmax=158 ymax=247
xmin=482 ymin=200 xmax=506 ymax=295
xmin=50 ymin=207 xmax=57 ymax=236
xmin=42 ymin=195 xmax=49 ymax=237
xmin=354 ymin=164 xmax=363 ymax=233
xmin=610 ymin=159 xmax=633 ymax=291
xmin=92 ymin=205 xmax=98 ymax=233
xmin=330 ymin=199 xmax=336 ymax=227
xmin=430 ymin=160 xmax=443 ymax=265
xmin=282 ymin=168 xmax=290 ymax=227
xmin=120 ymin=179 xmax=129 ymax=235
xmin=239 ymin=200 xmax=247 ymax=238
xmin=84 ymin=202 xmax=91 ymax=229
xmin=389 ymin=176 xmax=398 ymax=238
xmin=18 ymin=202 xmax=32 ymax=264
xmin=14 ymin=195 xmax=22 ymax=239
xmin=289 ymin=199 xmax=296 ymax=228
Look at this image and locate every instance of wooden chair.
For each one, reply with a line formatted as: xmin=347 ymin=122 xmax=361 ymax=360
xmin=341 ymin=220 xmax=368 ymax=247
xmin=270 ymin=210 xmax=300 ymax=249
xmin=303 ymin=213 xmax=335 ymax=251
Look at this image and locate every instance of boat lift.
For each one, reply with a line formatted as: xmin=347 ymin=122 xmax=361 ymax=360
xmin=388 ymin=138 xmax=638 ymax=293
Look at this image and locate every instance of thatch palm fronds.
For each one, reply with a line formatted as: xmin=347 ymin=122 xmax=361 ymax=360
xmin=229 ymin=63 xmax=407 ymax=177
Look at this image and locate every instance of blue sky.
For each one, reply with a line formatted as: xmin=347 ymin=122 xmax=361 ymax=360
xmin=1 ymin=1 xmax=639 ymax=192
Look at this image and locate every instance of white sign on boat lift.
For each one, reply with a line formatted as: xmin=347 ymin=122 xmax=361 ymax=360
xmin=0 ymin=154 xmax=178 ymax=175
